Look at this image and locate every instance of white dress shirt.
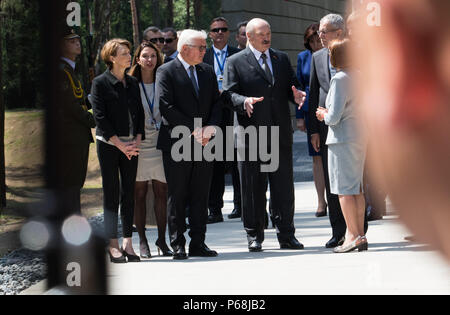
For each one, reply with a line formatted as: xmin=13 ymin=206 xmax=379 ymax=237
xmin=248 ymin=43 xmax=274 ymax=75
xmin=177 ymin=54 xmax=199 ymax=86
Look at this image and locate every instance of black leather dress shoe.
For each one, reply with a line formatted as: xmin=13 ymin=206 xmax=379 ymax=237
xmin=227 ymin=208 xmax=241 ymax=219
xmin=248 ymin=240 xmax=263 ymax=252
xmin=325 ymin=236 xmax=345 ymax=248
xmin=207 ymin=213 xmax=224 ymax=224
xmin=279 ymin=237 xmax=304 ymax=250
xmin=189 ymin=244 xmax=218 ymax=257
xmin=173 ymin=247 xmax=188 ymax=260
xmin=367 ymin=205 xmax=383 ymax=221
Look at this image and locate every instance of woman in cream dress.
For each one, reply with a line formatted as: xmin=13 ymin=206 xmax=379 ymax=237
xmin=129 ymin=41 xmax=172 ymax=258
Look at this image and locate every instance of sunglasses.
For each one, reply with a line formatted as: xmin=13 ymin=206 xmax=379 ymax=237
xmin=211 ymin=27 xmax=229 ymax=33
xmin=149 ymin=37 xmax=164 ymax=44
xmin=164 ymin=38 xmax=176 ymax=44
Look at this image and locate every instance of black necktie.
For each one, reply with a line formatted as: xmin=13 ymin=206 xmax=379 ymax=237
xmin=260 ymin=53 xmax=273 ymax=83
xmin=189 ymin=65 xmax=199 ymax=96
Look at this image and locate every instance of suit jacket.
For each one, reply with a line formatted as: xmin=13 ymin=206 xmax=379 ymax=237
xmin=203 ymin=45 xmax=240 ymax=129
xmin=223 ymin=47 xmax=302 ymax=149
xmin=203 ymin=45 xmax=241 ymax=70
xmin=156 ymin=57 xmax=223 ymax=152
xmin=308 ymin=47 xmax=331 ymax=143
xmin=91 ymin=70 xmax=145 ymax=142
xmin=324 ymin=71 xmax=360 ymax=145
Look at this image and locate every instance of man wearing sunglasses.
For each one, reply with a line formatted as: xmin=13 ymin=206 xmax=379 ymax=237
xmin=143 ymin=26 xmax=164 ymax=51
xmin=162 ymin=27 xmax=179 ymax=63
xmin=203 ymin=17 xmax=241 ymax=224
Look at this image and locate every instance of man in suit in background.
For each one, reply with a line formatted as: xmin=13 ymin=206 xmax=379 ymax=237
xmin=162 ymin=27 xmax=179 ymax=63
xmin=156 ymin=29 xmax=222 ymax=260
xmin=235 ymin=21 xmax=248 ymax=50
xmin=203 ymin=17 xmax=241 ymax=224
xmin=143 ymin=26 xmax=164 ymax=51
xmin=223 ymin=18 xmax=306 ymax=252
xmin=309 ymin=14 xmax=368 ymax=248
xmin=58 ymin=27 xmax=96 ymax=215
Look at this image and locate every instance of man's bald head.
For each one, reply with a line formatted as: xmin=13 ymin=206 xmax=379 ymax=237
xmin=246 ymin=18 xmax=272 ymax=53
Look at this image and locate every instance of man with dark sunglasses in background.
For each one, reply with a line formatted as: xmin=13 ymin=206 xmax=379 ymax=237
xmin=203 ymin=17 xmax=241 ymax=224
xmin=162 ymin=27 xmax=179 ymax=63
xmin=143 ymin=26 xmax=164 ymax=52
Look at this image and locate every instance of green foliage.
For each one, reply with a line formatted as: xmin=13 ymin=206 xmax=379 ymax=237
xmin=0 ymin=0 xmax=221 ymax=109
xmin=1 ymin=0 xmax=44 ymax=109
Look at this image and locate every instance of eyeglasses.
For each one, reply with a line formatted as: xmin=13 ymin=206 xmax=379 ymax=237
xmin=187 ymin=44 xmax=207 ymax=52
xmin=317 ymin=29 xmax=339 ymax=36
xmin=148 ymin=37 xmax=164 ymax=44
xmin=164 ymin=38 xmax=176 ymax=44
xmin=211 ymin=27 xmax=229 ymax=33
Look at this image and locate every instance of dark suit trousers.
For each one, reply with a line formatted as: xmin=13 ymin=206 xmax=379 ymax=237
xmin=163 ymin=151 xmax=214 ymax=249
xmin=209 ymin=155 xmax=242 ymax=214
xmin=238 ymin=146 xmax=295 ymax=243
xmin=321 ymin=143 xmax=346 ymax=238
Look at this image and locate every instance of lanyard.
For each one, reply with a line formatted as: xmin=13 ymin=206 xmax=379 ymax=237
xmin=140 ymin=81 xmax=157 ymax=125
xmin=213 ymin=49 xmax=228 ymax=75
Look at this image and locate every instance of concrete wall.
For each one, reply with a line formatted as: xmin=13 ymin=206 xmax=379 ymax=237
xmin=222 ymin=0 xmax=348 ymax=66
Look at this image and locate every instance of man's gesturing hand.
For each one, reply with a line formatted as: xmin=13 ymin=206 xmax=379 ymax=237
xmin=292 ymin=86 xmax=306 ymax=109
xmin=244 ymin=97 xmax=264 ymax=117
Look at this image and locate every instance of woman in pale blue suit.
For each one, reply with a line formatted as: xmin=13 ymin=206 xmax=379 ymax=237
xmin=316 ymin=39 xmax=367 ymax=253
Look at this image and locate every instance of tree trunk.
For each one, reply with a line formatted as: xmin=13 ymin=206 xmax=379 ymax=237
xmin=193 ymin=0 xmax=202 ymax=29
xmin=92 ymin=0 xmax=114 ymax=75
xmin=0 ymin=7 xmax=7 ymax=211
xmin=166 ymin=0 xmax=173 ymax=27
xmin=185 ymin=0 xmax=190 ymax=29
xmin=152 ymin=0 xmax=160 ymax=28
xmin=130 ymin=0 xmax=140 ymax=48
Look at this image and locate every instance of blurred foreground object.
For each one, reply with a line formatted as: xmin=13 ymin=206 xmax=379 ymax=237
xmin=352 ymin=0 xmax=450 ymax=261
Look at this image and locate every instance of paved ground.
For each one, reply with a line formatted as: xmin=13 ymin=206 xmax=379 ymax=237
xmin=97 ymin=183 xmax=449 ymax=295
xmin=22 ymin=131 xmax=450 ymax=295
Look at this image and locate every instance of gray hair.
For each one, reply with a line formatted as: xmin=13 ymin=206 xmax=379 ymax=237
xmin=320 ymin=14 xmax=346 ymax=32
xmin=177 ymin=29 xmax=207 ymax=51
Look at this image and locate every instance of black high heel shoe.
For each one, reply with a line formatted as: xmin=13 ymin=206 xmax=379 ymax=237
xmin=120 ymin=247 xmax=141 ymax=262
xmin=315 ymin=204 xmax=328 ymax=217
xmin=155 ymin=239 xmax=173 ymax=256
xmin=108 ymin=249 xmax=127 ymax=264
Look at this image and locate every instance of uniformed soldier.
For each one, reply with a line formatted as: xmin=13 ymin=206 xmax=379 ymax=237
xmin=57 ymin=26 xmax=96 ymax=214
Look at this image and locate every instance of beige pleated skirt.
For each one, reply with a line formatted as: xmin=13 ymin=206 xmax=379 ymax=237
xmin=136 ymin=129 xmax=166 ymax=183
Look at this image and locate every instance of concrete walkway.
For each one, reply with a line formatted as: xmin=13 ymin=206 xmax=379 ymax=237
xmin=105 ymin=182 xmax=449 ymax=295
xmin=22 ymin=131 xmax=450 ymax=295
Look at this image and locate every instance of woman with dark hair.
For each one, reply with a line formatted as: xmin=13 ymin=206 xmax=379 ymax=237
xmin=128 ymin=41 xmax=172 ymax=258
xmin=316 ymin=39 xmax=367 ymax=253
xmin=91 ymin=38 xmax=145 ymax=263
xmin=296 ymin=23 xmax=327 ymax=217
